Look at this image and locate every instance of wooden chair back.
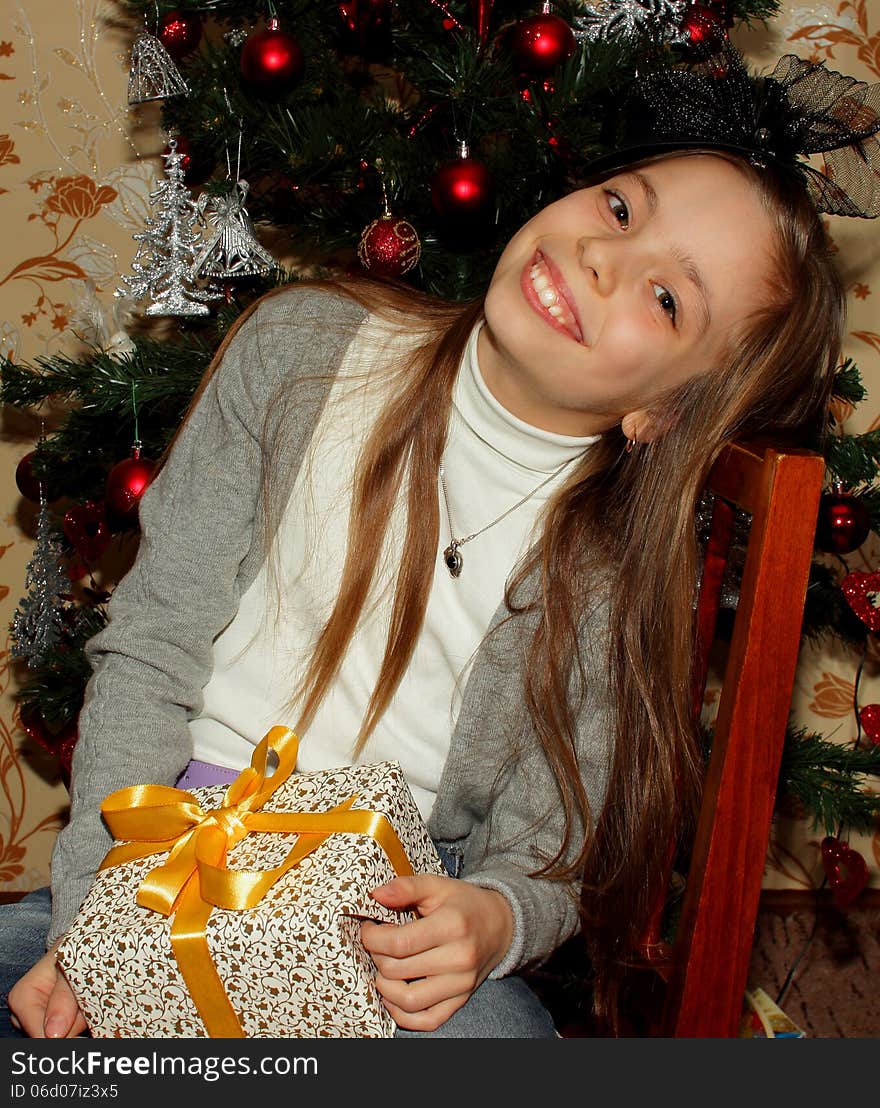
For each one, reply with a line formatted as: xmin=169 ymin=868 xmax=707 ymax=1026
xmin=655 ymin=440 xmax=825 ymax=1036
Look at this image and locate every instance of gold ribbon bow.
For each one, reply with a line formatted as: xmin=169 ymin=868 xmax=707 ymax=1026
xmin=99 ymin=725 xmax=413 ymax=1037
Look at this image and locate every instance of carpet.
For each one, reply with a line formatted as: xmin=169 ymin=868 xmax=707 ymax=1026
xmin=746 ymin=891 xmax=880 ymax=1038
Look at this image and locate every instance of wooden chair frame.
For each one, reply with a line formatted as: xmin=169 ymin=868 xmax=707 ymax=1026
xmin=657 ymin=440 xmax=826 ymax=1037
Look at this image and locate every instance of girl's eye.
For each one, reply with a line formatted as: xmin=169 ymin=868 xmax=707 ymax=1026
xmin=605 ymin=190 xmax=629 ymax=229
xmin=652 ymin=282 xmax=678 ymax=325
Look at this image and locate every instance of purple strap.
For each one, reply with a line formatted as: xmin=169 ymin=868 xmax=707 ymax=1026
xmin=175 ymin=758 xmax=240 ymax=791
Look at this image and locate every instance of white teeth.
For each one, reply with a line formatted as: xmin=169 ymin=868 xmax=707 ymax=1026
xmin=529 ymin=255 xmax=581 ymax=341
xmin=538 ymin=286 xmax=557 ymax=307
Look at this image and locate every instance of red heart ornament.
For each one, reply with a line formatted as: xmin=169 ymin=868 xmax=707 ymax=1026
xmin=859 ymin=704 xmax=880 ymax=745
xmin=841 ymin=571 xmax=880 ymax=631
xmin=820 ymin=836 xmax=869 ymax=909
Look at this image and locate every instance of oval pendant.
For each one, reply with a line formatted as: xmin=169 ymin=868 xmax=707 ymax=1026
xmin=444 ymin=544 xmax=463 ymax=578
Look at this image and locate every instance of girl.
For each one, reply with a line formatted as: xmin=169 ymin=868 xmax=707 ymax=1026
xmin=1 ymin=48 xmax=872 ymax=1039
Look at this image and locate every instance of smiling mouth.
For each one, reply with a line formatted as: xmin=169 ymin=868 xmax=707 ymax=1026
xmin=525 ymin=253 xmax=584 ymax=343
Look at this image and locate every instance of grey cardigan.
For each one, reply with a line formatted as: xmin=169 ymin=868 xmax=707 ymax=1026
xmin=49 ymin=287 xmax=614 ymax=979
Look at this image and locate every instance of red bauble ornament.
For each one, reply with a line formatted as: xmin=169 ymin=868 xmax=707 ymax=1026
xmin=430 ymin=155 xmax=495 ymax=220
xmin=820 ymin=836 xmax=869 ymax=909
xmin=15 ymin=451 xmax=44 ymax=502
xmin=815 ymin=484 xmax=872 ymax=555
xmin=357 ymin=213 xmax=422 ymax=277
xmin=841 ymin=570 xmax=880 ymax=631
xmin=106 ymin=444 xmax=156 ymax=524
xmin=509 ymin=11 xmax=576 ymax=77
xmin=240 ymin=19 xmax=305 ymax=95
xmin=63 ymin=500 xmax=111 ymax=564
xmin=859 ymin=703 xmax=880 ymax=745
xmin=677 ymin=4 xmax=728 ymax=54
xmin=158 ymin=9 xmax=203 ymax=60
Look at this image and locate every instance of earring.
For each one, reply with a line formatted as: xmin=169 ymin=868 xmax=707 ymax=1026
xmin=625 ymin=433 xmax=637 ymax=454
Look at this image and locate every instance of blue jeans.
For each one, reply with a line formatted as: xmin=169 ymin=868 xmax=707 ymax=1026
xmin=0 ymin=885 xmax=556 ymax=1039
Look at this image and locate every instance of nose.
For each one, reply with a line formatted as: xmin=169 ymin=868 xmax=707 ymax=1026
xmin=579 ymin=237 xmax=617 ymax=296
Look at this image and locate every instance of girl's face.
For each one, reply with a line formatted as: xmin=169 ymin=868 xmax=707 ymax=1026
xmin=479 ymin=154 xmax=777 ymax=438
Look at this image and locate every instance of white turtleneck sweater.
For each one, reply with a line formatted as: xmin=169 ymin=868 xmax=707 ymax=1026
xmin=188 ymin=316 xmax=598 ymax=820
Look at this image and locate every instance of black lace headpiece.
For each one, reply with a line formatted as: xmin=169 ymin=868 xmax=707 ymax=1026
xmin=583 ymin=45 xmax=880 ymax=218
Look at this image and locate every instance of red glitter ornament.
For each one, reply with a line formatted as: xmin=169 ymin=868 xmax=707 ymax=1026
xmin=841 ymin=570 xmax=880 ymax=631
xmin=106 ymin=444 xmax=156 ymax=525
xmin=815 ymin=484 xmax=872 ymax=555
xmin=820 ymin=836 xmax=868 ymax=909
xmin=509 ymin=9 xmax=575 ymax=77
xmin=20 ymin=708 xmax=78 ymax=789
xmin=358 ymin=213 xmax=421 ymax=277
xmin=859 ymin=703 xmax=880 ymax=745
xmin=240 ymin=19 xmax=305 ymax=95
xmin=158 ymin=9 xmax=203 ymax=60
xmin=430 ymin=154 xmax=495 ymax=219
xmin=63 ymin=500 xmax=111 ymax=564
xmin=677 ymin=4 xmax=728 ymax=54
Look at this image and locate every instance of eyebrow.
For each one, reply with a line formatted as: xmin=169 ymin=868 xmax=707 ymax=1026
xmin=629 ymin=171 xmax=713 ymax=336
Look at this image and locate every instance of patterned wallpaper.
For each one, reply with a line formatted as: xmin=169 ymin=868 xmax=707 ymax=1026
xmin=0 ymin=1 xmax=878 ymax=898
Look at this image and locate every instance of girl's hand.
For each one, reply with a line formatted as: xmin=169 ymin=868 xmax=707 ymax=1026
xmin=8 ymin=945 xmax=88 ymax=1038
xmin=360 ymin=874 xmax=514 ymax=1032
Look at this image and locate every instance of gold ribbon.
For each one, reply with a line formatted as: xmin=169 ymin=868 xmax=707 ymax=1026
xmin=99 ymin=725 xmax=413 ymax=1037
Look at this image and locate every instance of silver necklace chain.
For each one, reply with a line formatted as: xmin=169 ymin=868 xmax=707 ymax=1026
xmin=438 ymin=457 xmax=577 ymax=578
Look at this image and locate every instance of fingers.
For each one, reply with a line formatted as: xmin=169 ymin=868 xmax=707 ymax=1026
xmin=44 ymin=974 xmax=88 ymax=1039
xmin=375 ymin=970 xmax=473 ymax=1013
xmin=378 ymin=985 xmax=472 ymax=1032
xmin=369 ymin=874 xmax=447 ymax=912
xmin=367 ymin=931 xmax=480 ymax=984
xmin=361 ymin=910 xmax=456 ymax=961
xmin=361 ymin=878 xmax=515 ymax=1033
xmin=7 ymin=950 xmax=87 ymax=1039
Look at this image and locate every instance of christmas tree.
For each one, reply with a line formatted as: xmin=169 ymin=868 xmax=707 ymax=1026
xmin=116 ymin=137 xmax=220 ymax=316
xmin=1 ymin=0 xmax=879 ymax=887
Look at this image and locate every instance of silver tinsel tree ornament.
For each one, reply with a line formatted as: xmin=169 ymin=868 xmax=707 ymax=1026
xmin=116 ymin=139 xmax=219 ymax=317
xmin=574 ymin=0 xmax=687 ymax=44
xmin=11 ymin=495 xmax=69 ymax=669
xmin=191 ymin=179 xmax=277 ymax=280
xmin=127 ymin=30 xmax=189 ymax=104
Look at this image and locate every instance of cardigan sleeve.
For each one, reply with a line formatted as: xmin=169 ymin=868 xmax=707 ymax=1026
xmin=431 ymin=592 xmax=615 ymax=979
xmin=47 ymin=288 xmax=356 ymax=946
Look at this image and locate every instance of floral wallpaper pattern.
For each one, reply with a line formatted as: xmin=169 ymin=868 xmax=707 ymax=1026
xmin=0 ymin=2 xmax=878 ymax=899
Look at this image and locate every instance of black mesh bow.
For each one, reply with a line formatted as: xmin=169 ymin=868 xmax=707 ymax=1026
xmin=584 ymin=46 xmax=880 ymax=218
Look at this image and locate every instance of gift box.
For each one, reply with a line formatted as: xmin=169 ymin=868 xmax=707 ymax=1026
xmin=739 ymin=987 xmax=807 ymax=1038
xmin=55 ymin=726 xmax=446 ymax=1038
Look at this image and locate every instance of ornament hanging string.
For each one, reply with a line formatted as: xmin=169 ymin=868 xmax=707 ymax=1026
xmin=222 ymin=87 xmax=244 ymax=187
xmin=131 ymin=380 xmax=141 ymax=449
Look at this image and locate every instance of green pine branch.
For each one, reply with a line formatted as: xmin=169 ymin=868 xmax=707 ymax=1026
xmin=832 ymin=357 xmax=867 ymax=406
xmin=778 ymin=725 xmax=880 ymax=835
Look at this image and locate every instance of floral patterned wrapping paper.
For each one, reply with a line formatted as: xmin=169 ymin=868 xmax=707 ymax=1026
xmin=55 ymin=759 xmax=446 ymax=1039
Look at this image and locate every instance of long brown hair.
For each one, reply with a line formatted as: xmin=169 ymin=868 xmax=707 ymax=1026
xmin=180 ymin=153 xmax=844 ymax=1029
